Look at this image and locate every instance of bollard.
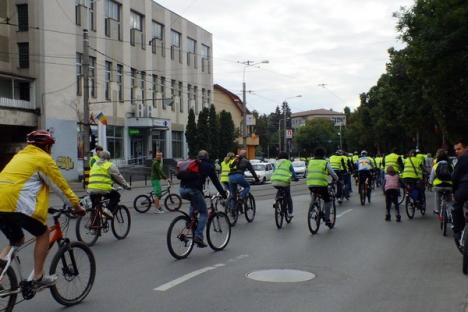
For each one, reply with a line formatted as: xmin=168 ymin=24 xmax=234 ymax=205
xmin=144 ymin=175 xmax=147 ymax=186
xmin=83 ymin=166 xmax=90 ymax=189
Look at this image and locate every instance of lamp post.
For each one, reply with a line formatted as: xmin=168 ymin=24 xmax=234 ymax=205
xmin=239 ymin=60 xmax=269 ymax=148
xmin=282 ymin=95 xmax=302 ymax=158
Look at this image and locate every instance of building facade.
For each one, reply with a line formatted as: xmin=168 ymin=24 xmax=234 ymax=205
xmin=0 ymin=0 xmax=213 ymax=180
xmin=291 ymin=108 xmax=346 ymax=129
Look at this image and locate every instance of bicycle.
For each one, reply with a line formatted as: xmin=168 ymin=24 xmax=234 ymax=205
xmin=76 ymin=189 xmax=131 ymax=246
xmin=224 ymin=186 xmax=256 ymax=226
xmin=166 ymin=193 xmax=231 ymax=260
xmin=308 ymin=183 xmax=337 ymax=234
xmin=454 ymin=204 xmax=468 ymax=274
xmin=437 ymin=189 xmax=452 ymax=236
xmin=273 ymin=187 xmax=293 ymax=229
xmin=0 ymin=207 xmax=96 ymax=311
xmin=358 ymin=175 xmax=372 ymax=206
xmin=404 ymin=185 xmax=426 ymax=219
xmin=133 ymin=182 xmax=182 ymax=213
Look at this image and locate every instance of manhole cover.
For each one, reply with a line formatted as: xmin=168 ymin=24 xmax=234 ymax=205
xmin=246 ymin=269 xmax=316 ymax=283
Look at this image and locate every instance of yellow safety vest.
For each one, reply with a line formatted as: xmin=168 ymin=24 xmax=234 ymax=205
xmin=330 ymin=155 xmax=344 ymax=171
xmin=432 ymin=162 xmax=452 ymax=186
xmin=88 ymin=161 xmax=113 ymax=191
xmin=402 ymin=156 xmax=423 ymax=179
xmin=220 ymin=160 xmax=233 ymax=183
xmin=384 ymin=153 xmax=401 ymax=173
xmin=271 ymin=159 xmax=292 ymax=186
xmin=89 ymin=155 xmax=100 ymax=168
xmin=306 ymin=159 xmax=329 ymax=187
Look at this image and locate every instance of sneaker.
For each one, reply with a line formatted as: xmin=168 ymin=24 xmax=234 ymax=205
xmin=153 ymin=208 xmax=165 ymax=214
xmin=193 ymin=236 xmax=207 ymax=248
xmin=385 ymin=215 xmax=391 ymax=222
xmin=102 ymin=208 xmax=113 ymax=219
xmin=325 ymin=221 xmax=332 ymax=228
xmin=33 ymin=274 xmax=57 ymax=289
xmin=396 ymin=215 xmax=401 ymax=222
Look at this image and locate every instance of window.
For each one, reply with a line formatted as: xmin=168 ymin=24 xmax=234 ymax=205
xmin=187 ymin=84 xmax=192 ymax=112
xmin=105 ymin=61 xmax=112 ymax=100
xmin=201 ymin=44 xmax=210 ymax=72
xmin=105 ymin=0 xmax=119 ymax=20
xmin=194 ymin=86 xmax=198 ymax=114
xmin=170 ymin=79 xmax=176 ymax=111
xmin=201 ymin=88 xmax=206 ymax=108
xmin=130 ymin=11 xmax=144 ymax=48
xmin=141 ymin=71 xmax=146 ymax=104
xmin=17 ymin=4 xmax=28 ymax=32
xmin=178 ymin=81 xmax=183 ymax=113
xmin=160 ymin=77 xmax=166 ymax=109
xmin=172 ymin=131 xmax=183 ymax=159
xmin=116 ymin=64 xmax=123 ymax=102
xmin=152 ymin=130 xmax=166 ymax=156
xmin=106 ymin=126 xmax=123 ymax=159
xmin=75 ymin=0 xmax=95 ymax=30
xmin=89 ymin=0 xmax=95 ymax=31
xmin=105 ymin=0 xmax=121 ymax=39
xmin=130 ymin=11 xmax=142 ymax=31
xmin=171 ymin=30 xmax=181 ymax=61
xmin=151 ymin=21 xmax=164 ymax=54
xmin=187 ymin=37 xmax=196 ymax=66
xmin=17 ymin=43 xmax=29 ymax=68
xmin=207 ymin=90 xmax=211 ymax=107
xmin=76 ymin=53 xmax=82 ymax=96
xmin=152 ymin=75 xmax=158 ymax=108
xmin=130 ymin=68 xmax=137 ymax=104
xmin=89 ymin=56 xmax=96 ymax=97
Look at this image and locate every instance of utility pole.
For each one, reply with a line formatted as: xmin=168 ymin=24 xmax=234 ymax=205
xmin=82 ymin=29 xmax=90 ymax=187
xmin=242 ymin=79 xmax=247 ymax=148
xmin=283 ymin=101 xmax=287 ymax=154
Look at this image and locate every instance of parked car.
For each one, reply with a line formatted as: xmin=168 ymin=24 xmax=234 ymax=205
xmin=245 ymin=163 xmax=274 ymax=184
xmin=292 ymin=160 xmax=307 ymax=178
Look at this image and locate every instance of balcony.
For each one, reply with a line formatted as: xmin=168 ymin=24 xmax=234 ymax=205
xmin=0 ymin=97 xmax=34 ymax=110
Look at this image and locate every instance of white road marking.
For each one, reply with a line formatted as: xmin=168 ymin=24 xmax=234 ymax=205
xmin=336 ymin=209 xmax=353 ymax=218
xmin=213 ymin=263 xmax=226 ymax=268
xmin=154 ymin=267 xmax=216 ymax=291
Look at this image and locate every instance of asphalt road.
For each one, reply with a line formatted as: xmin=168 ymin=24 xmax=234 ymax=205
xmin=8 ymin=181 xmax=468 ymax=312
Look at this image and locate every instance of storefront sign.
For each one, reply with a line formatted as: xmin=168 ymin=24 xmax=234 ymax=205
xmin=128 ymin=128 xmax=141 ymax=137
xmin=153 ymin=119 xmax=170 ymax=128
xmin=56 ymin=156 xmax=74 ymax=170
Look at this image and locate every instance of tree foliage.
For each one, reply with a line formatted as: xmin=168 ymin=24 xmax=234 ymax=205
xmin=294 ymin=119 xmax=339 ymax=156
xmin=218 ymin=110 xmax=237 ymax=158
xmin=185 ymin=109 xmax=198 ymax=158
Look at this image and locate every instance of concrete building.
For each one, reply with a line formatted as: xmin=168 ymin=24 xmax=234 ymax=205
xmin=291 ymin=108 xmax=346 ymax=129
xmin=0 ymin=0 xmax=213 ymax=180
xmin=213 ymin=84 xmax=259 ymax=159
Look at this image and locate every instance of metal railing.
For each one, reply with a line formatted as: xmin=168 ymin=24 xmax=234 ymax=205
xmin=0 ymin=97 xmax=34 ymax=110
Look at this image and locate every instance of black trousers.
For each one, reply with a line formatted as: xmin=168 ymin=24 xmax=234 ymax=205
xmin=90 ymin=190 xmax=121 ymax=212
xmin=385 ymin=189 xmax=400 ymax=215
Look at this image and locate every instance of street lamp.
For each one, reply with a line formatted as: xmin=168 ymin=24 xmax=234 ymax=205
xmin=282 ymin=95 xmax=302 ymax=158
xmin=239 ymin=60 xmax=269 ymax=148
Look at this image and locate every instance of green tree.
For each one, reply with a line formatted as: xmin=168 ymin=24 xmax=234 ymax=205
xmin=185 ymin=109 xmax=198 ymax=158
xmin=294 ymin=119 xmax=339 ymax=156
xmin=197 ymin=107 xmax=210 ymax=152
xmin=208 ymin=104 xmax=220 ymax=159
xmin=218 ymin=110 xmax=236 ymax=157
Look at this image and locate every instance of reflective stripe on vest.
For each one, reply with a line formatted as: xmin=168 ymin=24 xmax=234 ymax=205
xmin=88 ymin=161 xmax=113 ymax=191
xmin=402 ymin=157 xmax=423 ymax=179
xmin=220 ymin=160 xmax=232 ymax=183
xmin=385 ymin=153 xmax=400 ymax=173
xmin=329 ymin=155 xmax=343 ymax=170
xmin=306 ymin=159 xmax=328 ymax=187
xmin=271 ymin=160 xmax=292 ymax=184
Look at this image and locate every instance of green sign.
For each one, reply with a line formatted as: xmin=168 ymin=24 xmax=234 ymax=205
xmin=128 ymin=128 xmax=141 ymax=137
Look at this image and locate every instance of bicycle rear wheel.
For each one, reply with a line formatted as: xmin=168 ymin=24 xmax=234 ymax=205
xmin=0 ymin=263 xmax=18 ymax=312
xmin=359 ymin=187 xmax=366 ymax=206
xmin=406 ymin=198 xmax=415 ymax=219
xmin=274 ymin=200 xmax=284 ymax=229
xmin=133 ymin=194 xmax=152 ymax=213
xmin=398 ymin=187 xmax=406 ymax=205
xmin=328 ymin=199 xmax=337 ymax=229
xmin=367 ymin=188 xmax=372 ymax=204
xmin=244 ymin=194 xmax=256 ymax=223
xmin=164 ymin=193 xmax=182 ymax=211
xmin=49 ymin=241 xmax=96 ymax=306
xmin=308 ymin=202 xmax=321 ymax=234
xmin=167 ymin=215 xmax=194 ymax=260
xmin=207 ymin=212 xmax=231 ymax=251
xmin=75 ymin=209 xmax=99 ymax=246
xmin=440 ymin=205 xmax=448 ymax=236
xmin=224 ymin=198 xmax=238 ymax=226
xmin=112 ymin=205 xmax=131 ymax=239
xmin=285 ymin=206 xmax=293 ymax=224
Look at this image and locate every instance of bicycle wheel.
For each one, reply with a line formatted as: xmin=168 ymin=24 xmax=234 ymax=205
xmin=224 ymin=198 xmax=239 ymax=226
xmin=285 ymin=205 xmax=293 ymax=224
xmin=328 ymin=199 xmax=337 ymax=229
xmin=308 ymin=202 xmax=321 ymax=235
xmin=274 ymin=200 xmax=284 ymax=229
xmin=0 ymin=263 xmax=18 ymax=312
xmin=49 ymin=241 xmax=96 ymax=306
xmin=405 ymin=198 xmax=415 ymax=219
xmin=244 ymin=194 xmax=256 ymax=223
xmin=111 ymin=205 xmax=131 ymax=240
xmin=164 ymin=193 xmax=182 ymax=211
xmin=207 ymin=212 xmax=231 ymax=251
xmin=463 ymin=229 xmax=468 ymax=275
xmin=359 ymin=187 xmax=366 ymax=206
xmin=133 ymin=194 xmax=152 ymax=213
xmin=75 ymin=209 xmax=99 ymax=246
xmin=167 ymin=215 xmax=194 ymax=260
xmin=441 ymin=209 xmax=448 ymax=237
xmin=367 ymin=188 xmax=372 ymax=204
xmin=398 ymin=187 xmax=406 ymax=205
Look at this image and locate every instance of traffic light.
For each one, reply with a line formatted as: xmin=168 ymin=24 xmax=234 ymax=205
xmin=90 ymin=134 xmax=97 ymax=150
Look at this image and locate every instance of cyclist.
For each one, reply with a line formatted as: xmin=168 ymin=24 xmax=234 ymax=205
xmin=87 ymin=150 xmax=131 ymax=218
xmin=179 ymin=150 xmax=227 ymax=247
xmin=429 ymin=149 xmax=452 ymax=215
xmin=89 ymin=145 xmax=103 ymax=168
xmin=352 ymin=151 xmax=359 ymax=170
xmin=0 ymin=130 xmax=85 ymax=288
xmin=306 ymin=147 xmax=338 ymax=227
xmin=345 ymin=152 xmax=354 ymax=194
xmin=228 ymin=149 xmax=259 ymax=202
xmin=383 ymin=148 xmax=404 ymax=174
xmin=220 ymin=152 xmax=235 ymax=191
xmin=356 ymin=150 xmax=374 ymax=194
xmin=151 ymin=152 xmax=168 ymax=214
xmin=271 ymin=151 xmax=298 ymax=217
xmin=374 ymin=154 xmax=384 ymax=186
xmin=329 ymin=150 xmax=347 ymax=203
xmin=401 ymin=149 xmax=426 ymax=208
xmin=452 ymin=138 xmax=468 ymax=246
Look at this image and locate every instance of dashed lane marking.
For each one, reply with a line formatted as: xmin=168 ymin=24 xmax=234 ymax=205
xmin=336 ymin=209 xmax=353 ymax=218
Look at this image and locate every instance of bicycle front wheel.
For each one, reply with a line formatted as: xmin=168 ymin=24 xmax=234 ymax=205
xmin=274 ymin=200 xmax=284 ymax=229
xmin=133 ymin=195 xmax=152 ymax=213
xmin=75 ymin=209 xmax=99 ymax=246
xmin=308 ymin=202 xmax=321 ymax=234
xmin=207 ymin=212 xmax=231 ymax=251
xmin=164 ymin=193 xmax=182 ymax=211
xmin=0 ymin=263 xmax=18 ymax=312
xmin=112 ymin=205 xmax=131 ymax=240
xmin=49 ymin=241 xmax=96 ymax=306
xmin=244 ymin=194 xmax=256 ymax=223
xmin=167 ymin=215 xmax=194 ymax=260
xmin=406 ymin=199 xmax=415 ymax=219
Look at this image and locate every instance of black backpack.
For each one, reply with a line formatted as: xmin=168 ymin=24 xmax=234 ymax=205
xmin=436 ymin=161 xmax=452 ymax=181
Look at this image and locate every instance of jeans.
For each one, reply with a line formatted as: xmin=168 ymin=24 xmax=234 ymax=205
xmin=452 ymin=182 xmax=468 ymax=233
xmin=179 ymin=186 xmax=207 ymax=239
xmin=229 ymin=173 xmax=250 ymax=199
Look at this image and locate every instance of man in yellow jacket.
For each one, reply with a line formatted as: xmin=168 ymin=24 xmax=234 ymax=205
xmin=0 ymin=130 xmax=84 ymax=288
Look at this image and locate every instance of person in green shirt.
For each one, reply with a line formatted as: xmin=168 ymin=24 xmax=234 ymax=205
xmin=151 ymin=152 xmax=168 ymax=213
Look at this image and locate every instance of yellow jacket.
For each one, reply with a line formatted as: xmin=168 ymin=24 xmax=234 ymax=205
xmin=0 ymin=145 xmax=80 ymax=224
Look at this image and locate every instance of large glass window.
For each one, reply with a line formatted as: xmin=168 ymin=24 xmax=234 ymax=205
xmin=152 ymin=75 xmax=158 ymax=108
xmin=171 ymin=30 xmax=181 ymax=61
xmin=106 ymin=126 xmax=123 ymax=159
xmin=105 ymin=0 xmax=120 ymax=20
xmin=172 ymin=131 xmax=183 ymax=159
xmin=17 ymin=4 xmax=28 ymax=32
xmin=89 ymin=56 xmax=96 ymax=97
xmin=201 ymin=44 xmax=210 ymax=72
xmin=130 ymin=11 xmax=142 ymax=31
xmin=116 ymin=64 xmax=123 ymax=101
xmin=105 ymin=61 xmax=112 ymax=100
xmin=105 ymin=0 xmax=121 ymax=39
xmin=130 ymin=68 xmax=137 ymax=104
xmin=178 ymin=82 xmax=183 ymax=113
xmin=187 ymin=37 xmax=196 ymax=66
xmin=17 ymin=43 xmax=29 ymax=68
xmin=152 ymin=21 xmax=163 ymax=40
xmin=152 ymin=130 xmax=166 ymax=156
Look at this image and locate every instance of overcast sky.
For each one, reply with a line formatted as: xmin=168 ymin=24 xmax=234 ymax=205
xmin=157 ymin=0 xmax=414 ymax=115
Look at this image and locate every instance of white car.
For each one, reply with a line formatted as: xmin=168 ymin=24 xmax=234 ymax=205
xmin=245 ymin=163 xmax=274 ymax=184
xmin=292 ymin=160 xmax=307 ymax=178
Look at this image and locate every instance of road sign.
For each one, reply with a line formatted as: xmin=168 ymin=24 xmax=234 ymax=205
xmin=246 ymin=114 xmax=256 ymax=126
xmin=285 ymin=129 xmax=293 ymax=139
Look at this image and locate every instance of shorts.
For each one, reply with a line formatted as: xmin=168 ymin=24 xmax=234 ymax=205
xmin=0 ymin=212 xmax=47 ymax=246
xmin=151 ymin=179 xmax=162 ymax=198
